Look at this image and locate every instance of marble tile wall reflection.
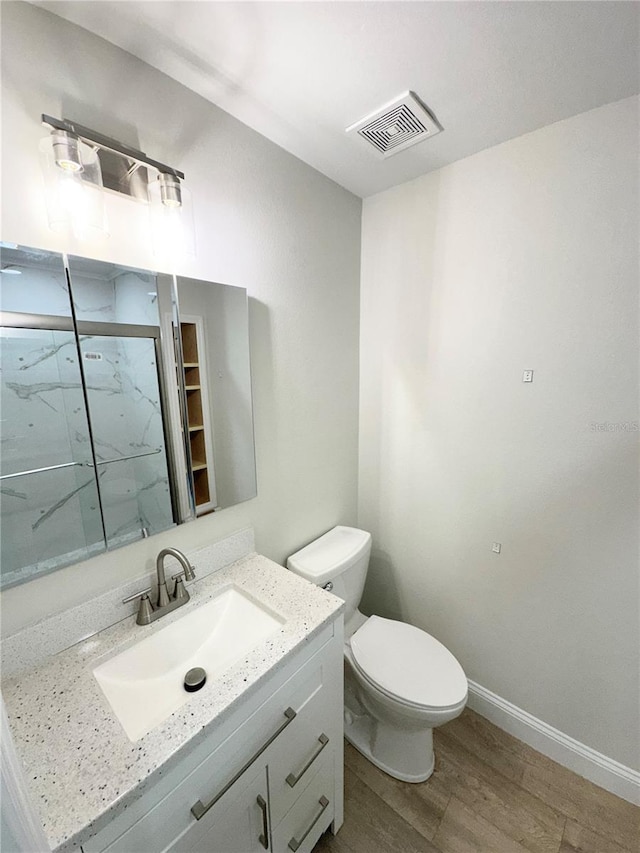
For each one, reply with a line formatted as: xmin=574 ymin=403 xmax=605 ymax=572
xmin=80 ymin=334 xmax=174 ymax=547
xmin=0 ymin=246 xmax=71 ymax=317
xmin=68 ymin=259 xmax=175 ymax=546
xmin=68 ymin=261 xmax=159 ymax=327
xmin=0 ymin=329 xmax=105 ymax=586
xmin=1 ymin=252 xmax=175 ymax=587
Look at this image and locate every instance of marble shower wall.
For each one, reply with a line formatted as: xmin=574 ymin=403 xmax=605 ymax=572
xmin=0 ymin=328 xmax=106 ymax=586
xmin=79 ymin=333 xmax=173 ymax=547
xmin=0 ymin=246 xmax=72 ymax=317
xmin=0 ymin=249 xmax=104 ymax=585
xmin=0 ymin=251 xmax=175 ymax=587
xmin=67 ymin=260 xmax=175 ymax=548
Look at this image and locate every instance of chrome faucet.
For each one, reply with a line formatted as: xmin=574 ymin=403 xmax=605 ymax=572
xmin=123 ymin=548 xmax=196 ymax=625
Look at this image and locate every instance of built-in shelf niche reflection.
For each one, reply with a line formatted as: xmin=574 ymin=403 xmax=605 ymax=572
xmin=180 ymin=319 xmax=216 ymax=514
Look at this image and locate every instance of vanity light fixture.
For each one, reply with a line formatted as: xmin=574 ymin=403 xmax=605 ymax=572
xmin=39 ymin=114 xmax=194 ymax=255
xmin=0 ymin=266 xmax=22 ymax=275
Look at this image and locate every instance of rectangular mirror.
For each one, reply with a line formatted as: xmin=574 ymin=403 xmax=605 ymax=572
xmin=0 ymin=246 xmax=108 ymax=586
xmin=175 ymin=276 xmax=257 ymax=515
xmin=0 ymin=244 xmax=257 ymax=589
xmin=65 ymin=254 xmax=179 ymax=549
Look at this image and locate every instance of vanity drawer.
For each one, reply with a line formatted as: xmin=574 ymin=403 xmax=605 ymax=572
xmin=271 ymin=752 xmax=335 ymax=853
xmin=268 ymin=663 xmax=340 ymax=826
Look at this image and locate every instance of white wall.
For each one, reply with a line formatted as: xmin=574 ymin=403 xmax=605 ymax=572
xmin=0 ymin=2 xmax=361 ymax=634
xmin=359 ymin=97 xmax=639 ymax=769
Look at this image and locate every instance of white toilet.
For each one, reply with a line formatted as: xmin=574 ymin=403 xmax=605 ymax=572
xmin=287 ymin=526 xmax=467 ymax=783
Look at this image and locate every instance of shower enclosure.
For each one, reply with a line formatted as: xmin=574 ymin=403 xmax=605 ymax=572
xmin=0 ymin=247 xmax=177 ymax=587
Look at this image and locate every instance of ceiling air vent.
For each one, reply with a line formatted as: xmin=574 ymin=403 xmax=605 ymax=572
xmin=346 ymin=91 xmax=441 ymax=158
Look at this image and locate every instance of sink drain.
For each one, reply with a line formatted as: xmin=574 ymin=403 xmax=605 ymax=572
xmin=184 ymin=667 xmax=207 ymax=693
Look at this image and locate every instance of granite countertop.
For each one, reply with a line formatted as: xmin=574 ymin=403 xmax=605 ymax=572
xmin=2 ymin=553 xmax=344 ymax=852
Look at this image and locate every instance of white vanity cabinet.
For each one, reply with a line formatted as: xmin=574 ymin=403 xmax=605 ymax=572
xmin=80 ymin=618 xmax=343 ymax=853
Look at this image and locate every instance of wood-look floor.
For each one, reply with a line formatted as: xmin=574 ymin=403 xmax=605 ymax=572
xmin=314 ymin=709 xmax=639 ymax=853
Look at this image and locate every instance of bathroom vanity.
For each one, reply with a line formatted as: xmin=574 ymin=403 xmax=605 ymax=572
xmin=2 ymin=550 xmax=344 ymax=853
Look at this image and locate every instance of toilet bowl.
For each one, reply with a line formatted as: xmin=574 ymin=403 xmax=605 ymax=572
xmin=287 ymin=526 xmax=468 ymax=783
xmin=344 ymin=614 xmax=467 ymax=781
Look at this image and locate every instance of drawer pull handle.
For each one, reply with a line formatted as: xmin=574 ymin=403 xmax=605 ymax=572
xmin=286 ymin=734 xmax=330 ymax=788
xmin=288 ymin=796 xmax=330 ymax=852
xmin=257 ymin=794 xmax=269 ymax=849
xmin=191 ymin=707 xmax=297 ymax=820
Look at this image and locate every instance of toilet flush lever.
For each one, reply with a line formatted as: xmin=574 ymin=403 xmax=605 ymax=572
xmin=323 ymin=581 xmax=333 ymax=592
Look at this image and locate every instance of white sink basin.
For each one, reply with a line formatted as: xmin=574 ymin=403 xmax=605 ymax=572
xmin=93 ymin=586 xmax=285 ymax=741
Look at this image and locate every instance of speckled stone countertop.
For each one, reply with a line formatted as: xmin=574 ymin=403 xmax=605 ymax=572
xmin=2 ymin=553 xmax=343 ymax=852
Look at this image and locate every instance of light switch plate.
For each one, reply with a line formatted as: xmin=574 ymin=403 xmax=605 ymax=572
xmin=492 ymin=542 xmax=502 ymax=554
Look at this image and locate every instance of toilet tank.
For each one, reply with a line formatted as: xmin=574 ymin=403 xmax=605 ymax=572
xmin=287 ymin=526 xmax=372 ymax=624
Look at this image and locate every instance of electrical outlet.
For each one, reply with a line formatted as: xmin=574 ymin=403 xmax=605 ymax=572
xmin=522 ymin=370 xmax=534 ymax=383
xmin=492 ymin=542 xmax=502 ymax=554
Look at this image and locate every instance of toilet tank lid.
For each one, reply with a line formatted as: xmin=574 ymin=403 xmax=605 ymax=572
xmin=287 ymin=526 xmax=371 ymax=584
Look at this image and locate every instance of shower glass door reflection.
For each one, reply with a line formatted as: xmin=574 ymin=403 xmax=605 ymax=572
xmin=77 ymin=326 xmax=175 ymax=548
xmin=0 ymin=326 xmax=105 ymax=586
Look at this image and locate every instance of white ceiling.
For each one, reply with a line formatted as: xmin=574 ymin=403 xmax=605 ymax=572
xmin=38 ymin=1 xmax=640 ymax=198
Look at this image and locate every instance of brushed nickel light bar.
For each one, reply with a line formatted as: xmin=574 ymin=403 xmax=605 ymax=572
xmin=41 ymin=114 xmax=185 ymax=206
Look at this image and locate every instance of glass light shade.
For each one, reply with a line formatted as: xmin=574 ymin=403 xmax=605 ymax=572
xmin=39 ymin=136 xmax=109 ymax=240
xmin=148 ymin=176 xmax=196 ymax=262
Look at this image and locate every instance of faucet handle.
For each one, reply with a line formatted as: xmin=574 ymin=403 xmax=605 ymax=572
xmin=122 ymin=588 xmax=155 ymax=625
xmin=123 ymin=587 xmax=152 ymax=604
xmin=136 ymin=594 xmax=155 ymax=625
xmin=173 ymin=575 xmax=189 ymax=601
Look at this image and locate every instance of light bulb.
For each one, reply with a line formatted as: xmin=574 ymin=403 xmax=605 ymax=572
xmin=56 ymin=159 xmax=83 ymax=173
xmin=158 ymin=173 xmax=182 ymax=208
xmin=52 ymin=130 xmax=83 ymax=173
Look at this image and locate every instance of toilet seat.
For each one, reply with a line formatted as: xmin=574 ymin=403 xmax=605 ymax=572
xmin=350 ymin=616 xmax=468 ymax=711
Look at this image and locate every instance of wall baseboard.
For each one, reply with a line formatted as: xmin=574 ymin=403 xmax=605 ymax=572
xmin=467 ymin=680 xmax=640 ymax=805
